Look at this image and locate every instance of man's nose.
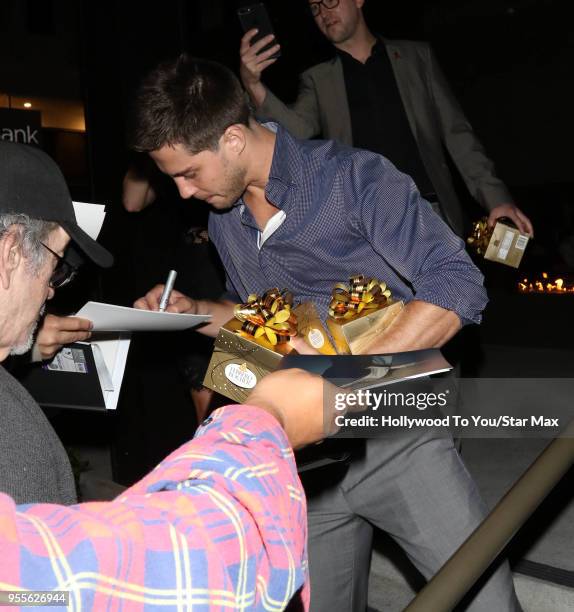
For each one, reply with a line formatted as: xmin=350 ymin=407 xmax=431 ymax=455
xmin=175 ymin=178 xmax=198 ymax=199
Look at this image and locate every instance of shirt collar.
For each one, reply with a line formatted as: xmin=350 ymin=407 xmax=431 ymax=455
xmin=371 ymin=37 xmax=385 ymax=55
xmin=336 ymin=37 xmax=385 ymax=65
xmin=264 ymin=122 xmax=300 ymax=212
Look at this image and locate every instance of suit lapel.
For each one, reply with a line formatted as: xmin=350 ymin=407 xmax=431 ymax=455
xmin=322 ymin=58 xmax=353 ymax=146
xmin=385 ymin=40 xmax=420 ymax=142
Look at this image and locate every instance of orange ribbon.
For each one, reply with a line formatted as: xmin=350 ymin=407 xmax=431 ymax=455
xmin=328 ymin=275 xmax=391 ymax=320
xmin=233 ymin=289 xmax=297 ymax=346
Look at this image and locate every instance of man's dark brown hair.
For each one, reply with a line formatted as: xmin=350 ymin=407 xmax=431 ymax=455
xmin=129 ymin=55 xmax=251 ymax=154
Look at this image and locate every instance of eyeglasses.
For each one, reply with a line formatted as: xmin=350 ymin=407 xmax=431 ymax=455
xmin=309 ymin=0 xmax=340 ymax=17
xmin=40 ymin=243 xmax=78 ymax=289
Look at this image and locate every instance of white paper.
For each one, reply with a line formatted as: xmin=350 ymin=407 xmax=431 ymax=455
xmin=98 ymin=334 xmax=130 ymax=410
xmin=91 ymin=343 xmax=114 ymax=391
xmin=75 ymin=301 xmax=211 ymax=332
xmin=73 ymin=201 xmax=106 ymax=240
xmin=77 ymin=334 xmax=131 ymax=410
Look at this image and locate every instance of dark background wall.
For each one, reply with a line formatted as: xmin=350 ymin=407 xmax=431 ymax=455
xmin=3 ymin=0 xmax=572 ymax=215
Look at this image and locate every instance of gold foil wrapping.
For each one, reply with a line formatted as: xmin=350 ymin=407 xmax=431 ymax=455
xmin=326 ymin=275 xmax=403 ymax=354
xmin=329 ymin=275 xmax=392 ymax=319
xmin=293 ymin=302 xmax=337 ymax=355
xmin=467 ymin=218 xmax=493 ymax=256
xmin=467 ymin=218 xmax=530 ymax=268
xmin=233 ymin=289 xmax=296 ymax=346
xmin=203 ymin=318 xmax=292 ymax=404
xmin=204 ymin=292 xmax=335 ymax=403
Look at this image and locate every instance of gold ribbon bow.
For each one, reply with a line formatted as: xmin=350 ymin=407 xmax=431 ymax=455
xmin=329 ymin=275 xmax=391 ymax=319
xmin=233 ymin=288 xmax=297 ymax=346
xmin=467 ymin=217 xmax=493 ymax=255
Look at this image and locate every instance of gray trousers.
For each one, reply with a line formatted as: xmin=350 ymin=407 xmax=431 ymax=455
xmin=301 ymin=430 xmax=521 ymax=611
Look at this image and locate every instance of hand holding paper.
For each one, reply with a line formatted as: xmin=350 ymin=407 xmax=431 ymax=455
xmin=33 ymin=314 xmax=93 ymax=361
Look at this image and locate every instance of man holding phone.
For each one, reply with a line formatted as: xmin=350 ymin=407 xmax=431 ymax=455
xmin=239 ymin=0 xmax=533 ymax=238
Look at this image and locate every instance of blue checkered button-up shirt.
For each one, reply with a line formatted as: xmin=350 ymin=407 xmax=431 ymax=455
xmin=209 ymin=124 xmax=487 ymax=325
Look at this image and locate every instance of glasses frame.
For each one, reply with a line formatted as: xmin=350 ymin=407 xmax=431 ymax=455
xmin=309 ymin=0 xmax=340 ymax=17
xmin=40 ymin=242 xmax=78 ymax=289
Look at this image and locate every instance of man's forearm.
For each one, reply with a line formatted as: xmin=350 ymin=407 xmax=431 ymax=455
xmin=193 ymin=299 xmax=236 ymax=337
xmin=245 ymin=81 xmax=267 ymax=108
xmin=122 ymin=167 xmax=156 ymax=212
xmin=365 ymin=300 xmax=462 ymax=354
xmin=3 ymin=406 xmax=308 ymax=609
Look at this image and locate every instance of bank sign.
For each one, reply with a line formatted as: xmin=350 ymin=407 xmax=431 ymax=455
xmin=0 ymin=108 xmax=43 ymax=148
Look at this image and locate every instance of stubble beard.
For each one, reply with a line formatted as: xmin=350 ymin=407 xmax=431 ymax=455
xmin=320 ymin=11 xmax=361 ymax=45
xmin=214 ymin=158 xmax=247 ymax=209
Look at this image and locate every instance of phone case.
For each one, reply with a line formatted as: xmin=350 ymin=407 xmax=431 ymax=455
xmin=238 ymin=3 xmax=280 ymax=58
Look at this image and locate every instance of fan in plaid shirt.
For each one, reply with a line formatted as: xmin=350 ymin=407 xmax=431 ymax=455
xmin=0 ymin=368 xmax=334 ymax=610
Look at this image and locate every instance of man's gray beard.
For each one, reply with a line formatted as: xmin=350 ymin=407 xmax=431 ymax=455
xmin=9 ymin=305 xmax=45 ymax=356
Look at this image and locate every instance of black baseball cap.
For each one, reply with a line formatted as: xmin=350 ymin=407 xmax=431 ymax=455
xmin=0 ymin=141 xmax=113 ymax=268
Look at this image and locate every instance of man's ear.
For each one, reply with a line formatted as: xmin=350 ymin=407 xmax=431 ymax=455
xmin=222 ymin=124 xmax=247 ymax=157
xmin=0 ymin=229 xmax=23 ymax=290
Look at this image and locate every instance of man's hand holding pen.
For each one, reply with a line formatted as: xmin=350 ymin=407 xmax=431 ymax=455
xmin=134 ymin=269 xmax=199 ymax=314
xmin=134 ymin=283 xmax=198 ymax=314
xmin=134 ymin=282 xmax=231 ymax=338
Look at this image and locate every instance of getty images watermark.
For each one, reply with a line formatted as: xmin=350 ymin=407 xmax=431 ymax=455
xmin=325 ymin=378 xmax=574 ymax=439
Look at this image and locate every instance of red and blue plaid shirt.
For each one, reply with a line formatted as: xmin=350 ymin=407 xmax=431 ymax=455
xmin=0 ymin=405 xmax=308 ymax=610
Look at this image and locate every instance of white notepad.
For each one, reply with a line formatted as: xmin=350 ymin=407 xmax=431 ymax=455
xmin=75 ymin=301 xmax=211 ymax=332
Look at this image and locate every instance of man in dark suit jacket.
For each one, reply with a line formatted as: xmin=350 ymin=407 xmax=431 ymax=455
xmin=240 ymin=0 xmax=533 ymax=238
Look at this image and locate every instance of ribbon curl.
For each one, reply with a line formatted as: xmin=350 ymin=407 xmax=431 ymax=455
xmin=467 ymin=217 xmax=493 ymax=255
xmin=233 ymin=289 xmax=297 ymax=346
xmin=329 ymin=275 xmax=392 ymax=320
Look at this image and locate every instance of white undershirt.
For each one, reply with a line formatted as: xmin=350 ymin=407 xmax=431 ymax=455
xmin=257 ymin=209 xmax=286 ymax=249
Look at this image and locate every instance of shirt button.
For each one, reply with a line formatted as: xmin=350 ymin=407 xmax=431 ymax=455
xmin=202 ymin=415 xmax=214 ymax=426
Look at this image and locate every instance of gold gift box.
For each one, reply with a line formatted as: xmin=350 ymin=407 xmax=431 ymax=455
xmin=468 ymin=218 xmax=530 ymax=269
xmin=326 ymin=300 xmax=404 ymax=355
xmin=293 ymin=302 xmax=337 ymax=356
xmin=483 ymin=221 xmax=530 ymax=268
xmin=203 ymin=318 xmax=290 ymax=404
xmin=204 ymin=303 xmax=335 ymax=403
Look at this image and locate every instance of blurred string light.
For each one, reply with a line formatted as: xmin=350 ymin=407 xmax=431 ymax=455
xmin=518 ymin=272 xmax=574 ymax=293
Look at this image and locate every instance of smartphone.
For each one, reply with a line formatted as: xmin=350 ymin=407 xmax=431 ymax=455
xmin=237 ymin=3 xmax=281 ymax=59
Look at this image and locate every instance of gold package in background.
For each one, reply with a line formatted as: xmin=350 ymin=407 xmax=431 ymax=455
xmin=484 ymin=221 xmax=530 ymax=268
xmin=467 ymin=218 xmax=530 ymax=268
